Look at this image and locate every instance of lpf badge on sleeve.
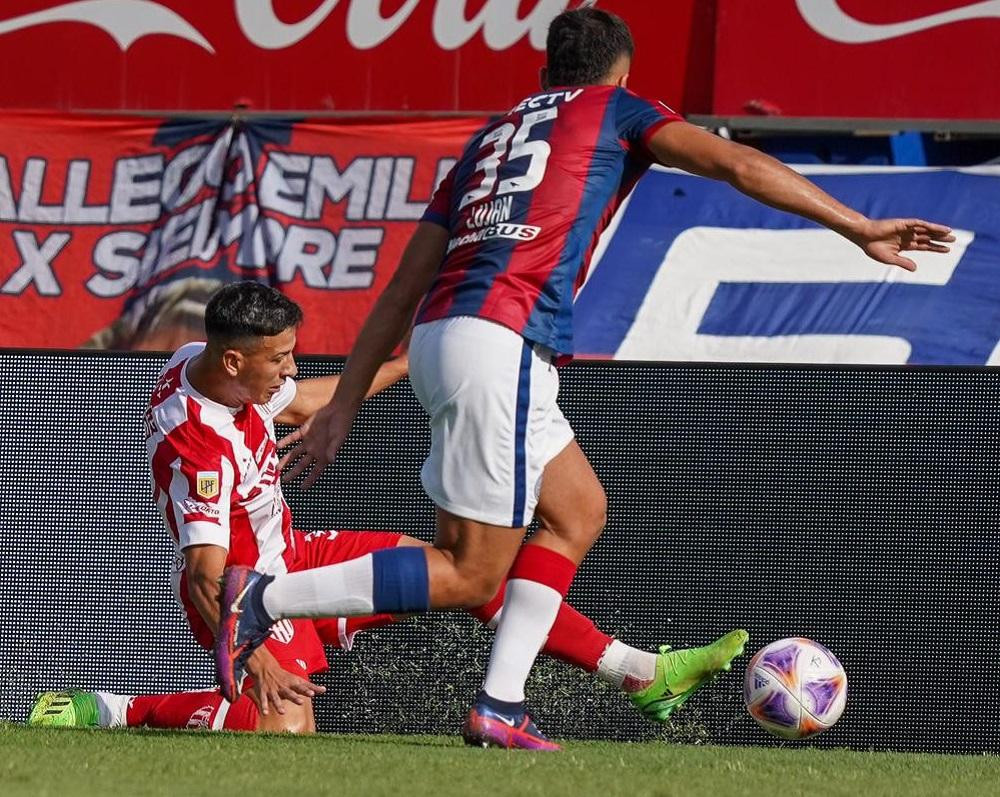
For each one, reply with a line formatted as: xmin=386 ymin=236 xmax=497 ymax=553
xmin=196 ymin=471 xmax=220 ymax=499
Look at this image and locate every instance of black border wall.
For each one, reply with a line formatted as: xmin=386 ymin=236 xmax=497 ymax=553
xmin=1 ymin=351 xmax=997 ymax=752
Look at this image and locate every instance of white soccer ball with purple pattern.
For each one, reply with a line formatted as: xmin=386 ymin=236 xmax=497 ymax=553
xmin=744 ymin=637 xmax=847 ymax=739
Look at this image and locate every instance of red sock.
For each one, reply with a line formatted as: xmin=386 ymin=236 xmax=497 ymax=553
xmin=467 ymin=581 xmax=506 ymax=627
xmin=542 ymin=603 xmax=613 ymax=673
xmin=469 ymin=578 xmax=612 ymax=672
xmin=126 ymin=691 xmax=258 ymax=731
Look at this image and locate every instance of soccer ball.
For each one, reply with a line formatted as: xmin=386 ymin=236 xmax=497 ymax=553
xmin=744 ymin=637 xmax=847 ymax=739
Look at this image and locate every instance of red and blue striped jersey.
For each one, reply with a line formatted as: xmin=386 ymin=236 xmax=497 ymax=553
xmin=416 ymin=85 xmax=682 ymax=356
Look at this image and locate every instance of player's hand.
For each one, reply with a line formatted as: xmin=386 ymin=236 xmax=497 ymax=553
xmin=244 ymin=647 xmax=326 ymax=716
xmin=277 ymin=400 xmax=357 ymax=489
xmin=851 ymin=218 xmax=955 ymax=272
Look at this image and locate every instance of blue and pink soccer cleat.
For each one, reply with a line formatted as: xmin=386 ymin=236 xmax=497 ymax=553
xmin=215 ymin=565 xmax=276 ymax=703
xmin=461 ymin=695 xmax=561 ymax=751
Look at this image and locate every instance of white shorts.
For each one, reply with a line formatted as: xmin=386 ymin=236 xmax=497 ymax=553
xmin=409 ymin=316 xmax=575 ymax=528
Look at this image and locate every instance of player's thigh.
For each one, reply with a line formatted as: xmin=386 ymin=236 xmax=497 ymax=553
xmin=255 ymin=696 xmax=316 ymax=734
xmin=532 ymin=440 xmax=607 ymax=563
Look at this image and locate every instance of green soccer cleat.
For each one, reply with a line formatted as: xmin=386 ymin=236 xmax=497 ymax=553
xmin=27 ymin=691 xmax=100 ymax=728
xmin=629 ymin=629 xmax=749 ymax=723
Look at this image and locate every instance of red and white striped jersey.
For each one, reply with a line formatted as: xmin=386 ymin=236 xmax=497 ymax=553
xmin=144 ymin=342 xmax=297 ymax=577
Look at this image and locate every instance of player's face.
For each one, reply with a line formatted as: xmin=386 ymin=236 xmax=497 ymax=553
xmin=235 ymin=327 xmax=298 ymax=404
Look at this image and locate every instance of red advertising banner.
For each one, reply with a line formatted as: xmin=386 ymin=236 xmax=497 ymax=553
xmin=0 ymin=1 xmax=706 ymax=114
xmin=0 ymin=112 xmax=483 ymax=352
xmin=714 ymin=1 xmax=1000 ymax=120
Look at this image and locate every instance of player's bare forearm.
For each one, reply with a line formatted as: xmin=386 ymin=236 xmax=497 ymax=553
xmin=365 ymin=351 xmax=408 ymax=398
xmin=277 ymin=354 xmax=409 ymax=427
xmin=275 ymin=224 xmax=445 ymax=485
xmin=722 ymin=149 xmax=868 ymax=239
xmin=650 ymin=122 xmax=867 ymax=235
xmin=183 ymin=543 xmax=228 ymax=634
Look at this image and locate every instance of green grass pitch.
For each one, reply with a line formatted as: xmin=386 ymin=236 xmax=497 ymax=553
xmin=3 ymin=724 xmax=997 ymax=797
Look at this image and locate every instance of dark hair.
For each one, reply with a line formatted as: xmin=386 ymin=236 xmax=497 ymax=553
xmin=546 ymin=7 xmax=634 ymax=87
xmin=204 ymin=281 xmax=303 ymax=346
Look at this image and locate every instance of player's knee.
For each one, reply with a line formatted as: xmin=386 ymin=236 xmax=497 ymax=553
xmin=587 ymin=490 xmax=608 ymax=538
xmin=555 ymin=488 xmax=607 ymax=544
xmin=257 ymin=715 xmax=314 ymax=734
xmin=428 ymin=543 xmax=508 ymax=608
xmin=256 ymin=703 xmax=315 ymax=734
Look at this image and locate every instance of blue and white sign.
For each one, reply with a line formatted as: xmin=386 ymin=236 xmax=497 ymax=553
xmin=575 ymin=166 xmax=1000 ymax=365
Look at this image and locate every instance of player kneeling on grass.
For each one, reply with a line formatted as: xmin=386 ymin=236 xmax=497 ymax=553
xmin=29 ymin=282 xmax=745 ymax=735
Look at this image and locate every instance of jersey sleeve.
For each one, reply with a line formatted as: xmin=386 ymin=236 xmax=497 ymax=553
xmin=420 ymin=163 xmax=455 ymax=229
xmin=258 ymin=376 xmax=297 ymax=421
xmin=155 ymin=435 xmax=235 ymax=551
xmin=614 ymin=89 xmax=684 ymax=149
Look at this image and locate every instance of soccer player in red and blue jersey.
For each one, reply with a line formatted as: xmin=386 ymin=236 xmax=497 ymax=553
xmin=219 ymin=9 xmax=955 ymax=750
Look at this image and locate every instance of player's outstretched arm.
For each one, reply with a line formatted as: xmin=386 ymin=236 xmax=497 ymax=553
xmin=278 ymin=222 xmax=448 ymax=486
xmin=646 ymin=121 xmax=955 ymax=271
xmin=275 ymin=353 xmax=409 ymax=427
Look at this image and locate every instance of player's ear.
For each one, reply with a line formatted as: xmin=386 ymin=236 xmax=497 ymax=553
xmin=222 ymin=349 xmax=243 ymax=377
xmin=608 ymin=54 xmax=630 ymax=88
xmin=539 ymin=65 xmax=549 ymax=90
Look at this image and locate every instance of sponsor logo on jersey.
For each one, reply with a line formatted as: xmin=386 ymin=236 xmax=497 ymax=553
xmin=152 ymin=374 xmax=176 ymax=401
xmin=195 ymin=471 xmax=220 ymax=499
xmin=180 ymin=498 xmax=220 ymax=518
xmin=512 ymin=88 xmax=583 ymax=113
xmin=187 ymin=705 xmax=215 ymax=729
xmin=304 ymin=530 xmax=339 ymax=543
xmin=466 ymin=195 xmax=513 ymax=230
xmin=447 ymin=223 xmax=541 ymax=254
xmin=270 ymin=618 xmax=295 ymax=644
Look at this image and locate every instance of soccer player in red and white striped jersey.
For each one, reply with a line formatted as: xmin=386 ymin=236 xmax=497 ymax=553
xmin=143 ymin=281 xmax=411 ymax=731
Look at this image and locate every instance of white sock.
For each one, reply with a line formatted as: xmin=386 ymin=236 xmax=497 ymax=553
xmin=262 ymin=555 xmax=375 ymax=619
xmin=596 ymin=640 xmax=658 ymax=691
xmin=94 ymin=692 xmax=130 ymax=728
xmin=481 ymin=578 xmax=562 ymax=703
